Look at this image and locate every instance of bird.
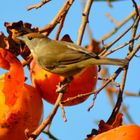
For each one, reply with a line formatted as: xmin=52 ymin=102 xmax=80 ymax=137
xmin=17 ymin=32 xmax=127 ymax=77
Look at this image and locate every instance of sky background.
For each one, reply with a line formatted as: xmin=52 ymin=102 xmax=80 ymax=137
xmin=0 ymin=0 xmax=140 ymax=140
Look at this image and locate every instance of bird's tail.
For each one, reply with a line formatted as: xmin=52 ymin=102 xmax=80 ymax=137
xmin=77 ymin=57 xmax=128 ymax=68
xmin=93 ymin=58 xmax=128 ymax=66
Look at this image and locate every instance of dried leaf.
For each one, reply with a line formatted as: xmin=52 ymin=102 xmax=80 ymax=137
xmin=4 ymin=21 xmax=39 ymax=57
xmin=98 ymin=113 xmax=123 ymax=134
xmin=86 ymin=38 xmax=101 ymax=54
xmin=61 ymin=34 xmax=73 ymax=43
xmin=0 ymin=32 xmax=9 ymax=49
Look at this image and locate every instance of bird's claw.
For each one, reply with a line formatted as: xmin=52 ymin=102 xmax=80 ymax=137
xmin=56 ymin=77 xmax=73 ymax=93
xmin=56 ymin=83 xmax=68 ymax=93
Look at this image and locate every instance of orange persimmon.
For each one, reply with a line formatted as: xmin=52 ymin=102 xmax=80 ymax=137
xmin=30 ymin=60 xmax=97 ymax=106
xmin=0 ymin=48 xmax=43 ymax=140
xmin=86 ymin=124 xmax=140 ymax=140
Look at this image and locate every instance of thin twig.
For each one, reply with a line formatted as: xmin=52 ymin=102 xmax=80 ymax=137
xmin=99 ymin=24 xmax=133 ymax=56
xmin=105 ymin=13 xmax=120 ymax=26
xmin=43 ymin=124 xmax=59 ymax=140
xmin=126 ymin=33 xmax=140 ymax=61
xmin=100 ymin=16 xmax=140 ymax=57
xmin=131 ymin=0 xmax=140 ymax=17
xmin=27 ymin=77 xmax=72 ymax=140
xmin=27 ymin=0 xmax=51 ymax=11
xmin=107 ymin=3 xmax=140 ymax=124
xmin=27 ymin=90 xmax=63 ymax=139
xmin=103 ymin=33 xmax=140 ymax=57
xmin=21 ymin=55 xmax=33 ymax=67
xmin=27 ymin=93 xmax=64 ymax=140
xmin=87 ymin=67 xmax=123 ymax=111
xmin=55 ymin=15 xmax=66 ymax=40
xmin=129 ymin=0 xmax=140 ymax=53
xmin=62 ymin=67 xmax=123 ymax=107
xmin=122 ymin=105 xmax=135 ymax=124
xmin=39 ymin=0 xmax=74 ymax=35
xmin=81 ymin=0 xmax=95 ymax=45
xmin=76 ymin=0 xmax=93 ymax=45
xmin=124 ymin=91 xmax=140 ymax=97
xmin=99 ymin=6 xmax=140 ymax=42
xmin=107 ymin=67 xmax=128 ymax=124
xmin=59 ymin=103 xmax=67 ymax=122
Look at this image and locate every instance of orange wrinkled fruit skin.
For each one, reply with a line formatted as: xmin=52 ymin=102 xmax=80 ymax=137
xmin=86 ymin=124 xmax=140 ymax=140
xmin=30 ymin=60 xmax=97 ymax=106
xmin=0 ymin=48 xmax=25 ymax=106
xmin=0 ymin=82 xmax=43 ymax=140
xmin=0 ymin=48 xmax=43 ymax=140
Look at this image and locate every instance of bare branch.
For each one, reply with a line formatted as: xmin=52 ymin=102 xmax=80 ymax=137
xmin=55 ymin=15 xmax=66 ymax=40
xmin=76 ymin=0 xmax=94 ymax=45
xmin=100 ymin=16 xmax=140 ymax=57
xmin=27 ymin=93 xmax=64 ymax=140
xmin=107 ymin=2 xmax=140 ymax=123
xmin=99 ymin=24 xmax=133 ymax=56
xmin=27 ymin=0 xmax=51 ymax=11
xmin=99 ymin=6 xmax=140 ymax=42
xmin=39 ymin=0 xmax=74 ymax=35
xmin=131 ymin=0 xmax=140 ymax=17
xmin=103 ymin=33 xmax=140 ymax=57
xmin=105 ymin=13 xmax=120 ymax=26
xmin=107 ymin=67 xmax=127 ymax=124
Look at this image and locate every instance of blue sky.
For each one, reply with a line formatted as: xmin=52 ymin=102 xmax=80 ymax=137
xmin=0 ymin=0 xmax=140 ymax=140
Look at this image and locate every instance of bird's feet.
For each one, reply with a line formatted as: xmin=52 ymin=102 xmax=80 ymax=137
xmin=56 ymin=76 xmax=73 ymax=93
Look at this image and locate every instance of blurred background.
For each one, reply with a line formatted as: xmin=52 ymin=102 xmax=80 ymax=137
xmin=0 ymin=0 xmax=140 ymax=139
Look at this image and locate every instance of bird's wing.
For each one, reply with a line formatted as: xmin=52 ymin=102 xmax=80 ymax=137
xmin=65 ymin=41 xmax=98 ymax=58
xmin=53 ymin=41 xmax=98 ymax=66
xmin=56 ymin=49 xmax=91 ymax=65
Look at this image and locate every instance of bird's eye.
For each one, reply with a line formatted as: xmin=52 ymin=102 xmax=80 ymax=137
xmin=28 ymin=36 xmax=33 ymax=40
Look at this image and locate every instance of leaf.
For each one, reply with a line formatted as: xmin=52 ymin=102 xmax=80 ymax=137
xmin=86 ymin=38 xmax=101 ymax=55
xmin=61 ymin=34 xmax=73 ymax=43
xmin=3 ymin=21 xmax=39 ymax=58
xmin=98 ymin=113 xmax=123 ymax=134
xmin=0 ymin=32 xmax=9 ymax=49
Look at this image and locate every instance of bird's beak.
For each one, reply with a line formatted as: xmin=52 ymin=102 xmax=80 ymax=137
xmin=16 ymin=36 xmax=24 ymax=41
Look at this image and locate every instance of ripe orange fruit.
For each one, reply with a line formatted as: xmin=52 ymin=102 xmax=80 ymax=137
xmin=86 ymin=124 xmax=140 ymax=140
xmin=0 ymin=48 xmax=43 ymax=140
xmin=0 ymin=82 xmax=43 ymax=140
xmin=30 ymin=60 xmax=97 ymax=106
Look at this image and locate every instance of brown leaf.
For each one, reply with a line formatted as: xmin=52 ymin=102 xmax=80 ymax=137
xmin=5 ymin=21 xmax=39 ymax=41
xmin=86 ymin=38 xmax=101 ymax=54
xmin=98 ymin=113 xmax=123 ymax=134
xmin=0 ymin=32 xmax=9 ymax=49
xmin=3 ymin=21 xmax=39 ymax=59
xmin=61 ymin=34 xmax=73 ymax=43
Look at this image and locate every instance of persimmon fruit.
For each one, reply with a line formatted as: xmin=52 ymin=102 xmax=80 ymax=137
xmin=30 ymin=60 xmax=97 ymax=106
xmin=86 ymin=124 xmax=140 ymax=140
xmin=0 ymin=82 xmax=43 ymax=140
xmin=0 ymin=48 xmax=43 ymax=140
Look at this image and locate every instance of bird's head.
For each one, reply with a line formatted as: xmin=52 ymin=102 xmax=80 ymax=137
xmin=17 ymin=32 xmax=49 ymax=50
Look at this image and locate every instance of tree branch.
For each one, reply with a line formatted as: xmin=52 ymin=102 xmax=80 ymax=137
xmin=39 ymin=0 xmax=74 ymax=35
xmin=27 ymin=93 xmax=64 ymax=140
xmin=99 ymin=6 xmax=140 ymax=42
xmin=27 ymin=0 xmax=51 ymax=11
xmin=76 ymin=0 xmax=94 ymax=45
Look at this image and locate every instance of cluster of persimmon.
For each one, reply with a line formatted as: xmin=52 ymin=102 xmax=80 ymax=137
xmin=0 ymin=47 xmax=140 ymax=140
xmin=0 ymin=47 xmax=97 ymax=140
